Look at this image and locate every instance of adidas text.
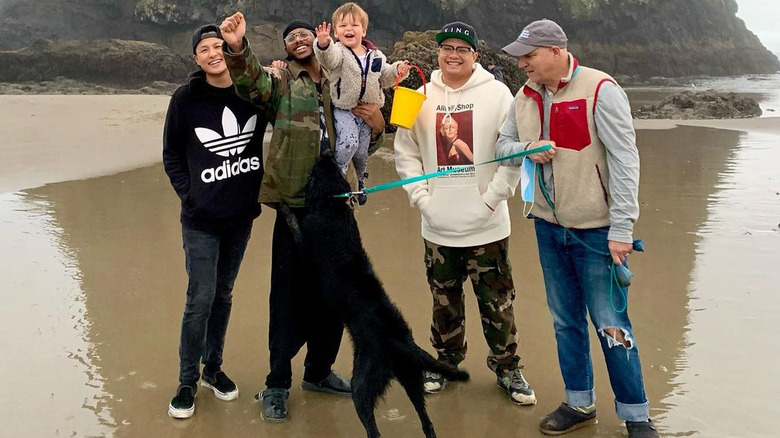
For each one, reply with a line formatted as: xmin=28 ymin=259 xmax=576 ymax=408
xmin=201 ymin=157 xmax=261 ymax=183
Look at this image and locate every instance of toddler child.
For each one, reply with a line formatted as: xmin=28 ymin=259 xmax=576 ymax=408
xmin=314 ymin=2 xmax=411 ymax=204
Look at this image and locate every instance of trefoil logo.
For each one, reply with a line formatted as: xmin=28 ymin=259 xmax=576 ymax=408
xmin=195 ymin=107 xmax=260 ymax=183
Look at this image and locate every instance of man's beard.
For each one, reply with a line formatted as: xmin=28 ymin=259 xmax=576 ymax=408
xmin=286 ymin=52 xmax=314 ymax=64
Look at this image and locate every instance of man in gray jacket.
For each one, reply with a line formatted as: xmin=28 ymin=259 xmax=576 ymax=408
xmin=496 ymin=19 xmax=660 ymax=438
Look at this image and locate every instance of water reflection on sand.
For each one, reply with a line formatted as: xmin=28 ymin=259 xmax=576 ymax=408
xmin=1 ymin=124 xmax=778 ymax=437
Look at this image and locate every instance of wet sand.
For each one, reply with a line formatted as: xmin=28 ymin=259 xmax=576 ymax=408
xmin=1 ymin=95 xmax=779 ymax=437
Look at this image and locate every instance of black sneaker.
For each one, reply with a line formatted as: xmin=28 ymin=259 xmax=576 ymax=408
xmin=497 ymin=368 xmax=537 ymax=405
xmin=168 ymin=384 xmax=197 ymax=419
xmin=422 ymin=371 xmax=447 ymax=394
xmin=539 ymin=403 xmax=597 ymax=435
xmin=258 ymin=387 xmax=289 ymax=422
xmin=626 ymin=420 xmax=660 ymax=438
xmin=301 ymin=371 xmax=352 ymax=396
xmin=201 ymin=369 xmax=239 ymax=401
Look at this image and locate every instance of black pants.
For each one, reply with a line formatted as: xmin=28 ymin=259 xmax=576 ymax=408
xmin=265 ymin=207 xmax=344 ymax=389
xmin=179 ymin=223 xmax=252 ymax=385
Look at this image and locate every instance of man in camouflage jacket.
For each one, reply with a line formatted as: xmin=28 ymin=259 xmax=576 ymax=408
xmin=220 ymin=13 xmax=385 ymax=422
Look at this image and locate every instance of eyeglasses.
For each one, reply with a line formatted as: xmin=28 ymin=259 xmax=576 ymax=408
xmin=438 ymin=44 xmax=474 ymax=55
xmin=284 ymin=30 xmax=314 ymax=44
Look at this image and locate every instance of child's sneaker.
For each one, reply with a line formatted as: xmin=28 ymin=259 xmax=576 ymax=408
xmin=201 ymin=369 xmax=239 ymax=401
xmin=168 ymin=384 xmax=197 ymax=419
xmin=357 ymin=180 xmax=367 ymax=205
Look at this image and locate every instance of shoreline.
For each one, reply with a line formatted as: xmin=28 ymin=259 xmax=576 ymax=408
xmin=1 ymin=94 xmax=778 ymax=194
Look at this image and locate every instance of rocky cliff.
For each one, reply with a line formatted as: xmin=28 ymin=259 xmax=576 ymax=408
xmin=0 ymin=0 xmax=778 ymax=81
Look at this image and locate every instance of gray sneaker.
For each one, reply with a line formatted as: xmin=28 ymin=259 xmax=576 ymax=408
xmin=626 ymin=420 xmax=660 ymax=438
xmin=540 ymin=403 xmax=597 ymax=435
xmin=301 ymin=371 xmax=351 ymax=396
xmin=422 ymin=371 xmax=447 ymax=394
xmin=497 ymin=368 xmax=537 ymax=405
xmin=257 ymin=387 xmax=289 ymax=422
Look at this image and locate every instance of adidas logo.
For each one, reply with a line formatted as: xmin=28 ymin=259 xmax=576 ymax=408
xmin=195 ymin=107 xmax=257 ymax=157
xmin=195 ymin=107 xmax=261 ymax=184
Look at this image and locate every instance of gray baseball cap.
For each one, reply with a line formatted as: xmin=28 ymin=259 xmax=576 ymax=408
xmin=502 ymin=19 xmax=568 ymax=57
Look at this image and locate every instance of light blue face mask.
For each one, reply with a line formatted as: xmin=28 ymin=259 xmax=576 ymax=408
xmin=520 ymin=157 xmax=536 ymax=203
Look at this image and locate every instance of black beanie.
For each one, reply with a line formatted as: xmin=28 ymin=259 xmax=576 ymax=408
xmin=282 ymin=20 xmax=315 ymax=43
xmin=192 ymin=24 xmax=222 ymax=54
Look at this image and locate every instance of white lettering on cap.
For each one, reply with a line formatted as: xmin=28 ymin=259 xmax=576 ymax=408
xmin=520 ymin=29 xmax=530 ymax=39
xmin=446 ymin=26 xmax=470 ymax=35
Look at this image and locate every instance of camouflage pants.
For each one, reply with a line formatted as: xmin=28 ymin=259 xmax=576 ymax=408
xmin=424 ymin=237 xmax=521 ymax=373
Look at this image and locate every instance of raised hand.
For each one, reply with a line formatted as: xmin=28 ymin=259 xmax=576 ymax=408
xmin=315 ymin=22 xmax=332 ymax=48
xmin=220 ymin=12 xmax=246 ymax=53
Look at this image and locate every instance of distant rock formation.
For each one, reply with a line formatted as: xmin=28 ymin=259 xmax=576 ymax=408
xmin=633 ymin=90 xmax=763 ymax=119
xmin=0 ymin=0 xmax=777 ymax=79
xmin=0 ymin=39 xmax=192 ymax=87
xmin=0 ymin=76 xmax=179 ymax=95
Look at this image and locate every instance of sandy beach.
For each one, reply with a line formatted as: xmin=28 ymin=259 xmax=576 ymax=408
xmin=2 ymin=94 xmax=779 ymax=437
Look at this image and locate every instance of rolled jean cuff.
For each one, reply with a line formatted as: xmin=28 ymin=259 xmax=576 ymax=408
xmin=615 ymin=400 xmax=649 ymax=422
xmin=565 ymin=389 xmax=596 ymax=407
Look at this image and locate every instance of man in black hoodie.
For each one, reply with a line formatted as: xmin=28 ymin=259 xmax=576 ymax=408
xmin=162 ymin=24 xmax=268 ymax=419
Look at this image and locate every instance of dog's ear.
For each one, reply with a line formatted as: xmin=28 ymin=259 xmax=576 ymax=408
xmin=321 ymin=148 xmax=334 ymax=159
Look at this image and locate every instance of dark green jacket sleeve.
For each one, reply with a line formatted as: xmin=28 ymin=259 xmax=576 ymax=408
xmin=223 ymin=38 xmax=288 ymax=123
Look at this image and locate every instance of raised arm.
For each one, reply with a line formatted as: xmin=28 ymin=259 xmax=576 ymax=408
xmin=312 ymin=22 xmax=345 ymax=72
xmin=221 ymin=12 xmax=288 ymax=117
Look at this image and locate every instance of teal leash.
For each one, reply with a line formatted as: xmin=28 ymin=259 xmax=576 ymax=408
xmin=536 ymin=164 xmax=643 ymax=313
xmin=334 ymin=144 xmax=553 ymax=199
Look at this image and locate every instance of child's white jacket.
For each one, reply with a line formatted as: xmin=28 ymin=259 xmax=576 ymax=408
xmin=314 ymin=38 xmax=406 ymax=109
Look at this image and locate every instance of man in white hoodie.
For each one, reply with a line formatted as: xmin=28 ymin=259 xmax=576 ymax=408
xmin=394 ymin=21 xmax=535 ymax=406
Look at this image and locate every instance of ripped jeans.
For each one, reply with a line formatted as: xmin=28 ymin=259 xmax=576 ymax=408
xmin=534 ymin=218 xmax=649 ymax=422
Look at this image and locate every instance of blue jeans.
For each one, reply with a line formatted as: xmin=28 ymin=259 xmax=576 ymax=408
xmin=178 ymin=223 xmax=252 ymax=385
xmin=534 ymin=218 xmax=649 ymax=422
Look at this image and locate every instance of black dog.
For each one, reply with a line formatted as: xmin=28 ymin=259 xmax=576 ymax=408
xmin=284 ymin=153 xmax=469 ymax=438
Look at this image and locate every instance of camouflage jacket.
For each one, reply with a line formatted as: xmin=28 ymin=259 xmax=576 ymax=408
xmin=224 ymin=40 xmax=383 ymax=208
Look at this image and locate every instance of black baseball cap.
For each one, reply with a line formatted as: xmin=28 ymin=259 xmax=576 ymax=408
xmin=283 ymin=20 xmax=316 ymax=41
xmin=436 ymin=21 xmax=478 ymax=50
xmin=191 ymin=24 xmax=222 ymax=54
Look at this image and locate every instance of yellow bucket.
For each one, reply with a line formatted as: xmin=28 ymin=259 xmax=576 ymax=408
xmin=390 ymin=65 xmax=427 ymax=130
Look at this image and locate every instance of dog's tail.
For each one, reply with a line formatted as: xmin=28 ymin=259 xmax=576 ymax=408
xmin=398 ymin=341 xmax=470 ymax=382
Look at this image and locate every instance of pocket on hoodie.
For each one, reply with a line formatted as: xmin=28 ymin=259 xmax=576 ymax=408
xmin=422 ymin=185 xmax=494 ymax=234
